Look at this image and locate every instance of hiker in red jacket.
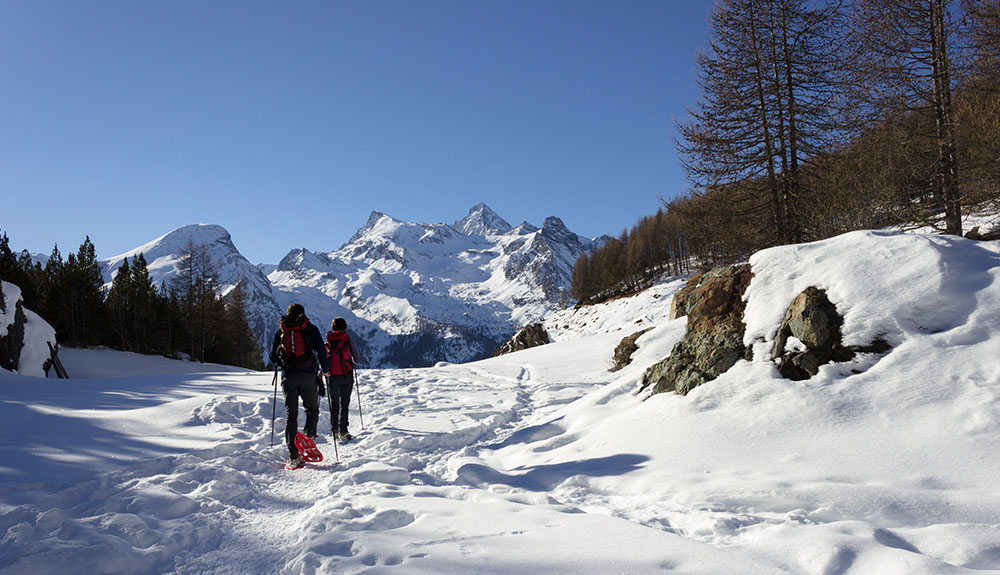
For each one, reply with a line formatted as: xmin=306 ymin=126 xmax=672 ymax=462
xmin=325 ymin=317 xmax=361 ymax=440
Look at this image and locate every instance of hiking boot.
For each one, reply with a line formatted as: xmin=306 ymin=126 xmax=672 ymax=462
xmin=286 ymin=456 xmax=305 ymax=470
xmin=339 ymin=432 xmax=353 ymax=441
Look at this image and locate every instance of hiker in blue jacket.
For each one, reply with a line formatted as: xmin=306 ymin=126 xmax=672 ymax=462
xmin=269 ymin=303 xmax=330 ymax=467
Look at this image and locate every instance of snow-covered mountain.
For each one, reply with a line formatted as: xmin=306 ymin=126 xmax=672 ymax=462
xmin=99 ymin=206 xmax=599 ymax=367
xmin=100 ymin=224 xmax=282 ymax=353
xmin=268 ymin=203 xmax=599 ymax=367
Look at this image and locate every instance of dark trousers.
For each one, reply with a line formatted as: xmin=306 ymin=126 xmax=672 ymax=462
xmin=328 ymin=373 xmax=353 ymax=433
xmin=282 ymin=371 xmax=319 ymax=457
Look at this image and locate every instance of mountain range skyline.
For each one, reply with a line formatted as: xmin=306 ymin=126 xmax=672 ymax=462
xmin=102 ymin=202 xmax=600 ymax=267
xmin=95 ymin=203 xmax=604 ymax=368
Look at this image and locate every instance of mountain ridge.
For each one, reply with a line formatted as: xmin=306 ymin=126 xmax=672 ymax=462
xmin=101 ymin=205 xmax=600 ymax=367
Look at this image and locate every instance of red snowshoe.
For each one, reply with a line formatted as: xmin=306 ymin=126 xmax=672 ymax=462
xmin=293 ymin=432 xmax=323 ymax=463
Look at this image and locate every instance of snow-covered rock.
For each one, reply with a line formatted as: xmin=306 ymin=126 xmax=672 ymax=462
xmin=454 ymin=202 xmax=513 ymax=236
xmin=1 ymin=281 xmax=57 ymax=377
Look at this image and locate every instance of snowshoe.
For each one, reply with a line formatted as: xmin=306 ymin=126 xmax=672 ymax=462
xmin=294 ymin=432 xmax=323 ymax=462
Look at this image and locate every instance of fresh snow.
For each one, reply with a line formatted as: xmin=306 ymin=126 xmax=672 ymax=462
xmin=2 ymin=230 xmax=999 ymax=574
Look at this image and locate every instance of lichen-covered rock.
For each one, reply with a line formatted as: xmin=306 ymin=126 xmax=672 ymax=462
xmin=771 ymin=287 xmax=847 ymax=380
xmin=771 ymin=286 xmax=891 ymax=380
xmin=641 ymin=264 xmax=753 ymax=396
xmin=669 ymin=273 xmax=703 ymax=320
xmin=611 ymin=327 xmax=654 ymax=371
xmin=494 ymin=323 xmax=550 ymax=356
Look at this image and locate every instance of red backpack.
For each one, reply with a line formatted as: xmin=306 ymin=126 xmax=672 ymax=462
xmin=280 ymin=317 xmax=315 ymax=372
xmin=326 ymin=331 xmax=354 ymax=376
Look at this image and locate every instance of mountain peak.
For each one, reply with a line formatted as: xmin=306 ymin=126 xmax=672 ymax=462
xmin=349 ymin=211 xmax=401 ymax=244
xmin=455 ymin=203 xmax=512 ymax=236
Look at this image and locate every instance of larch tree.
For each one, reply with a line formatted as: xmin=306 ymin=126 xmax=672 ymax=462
xmin=677 ymin=0 xmax=845 ymax=247
xmin=848 ymin=0 xmax=964 ymax=234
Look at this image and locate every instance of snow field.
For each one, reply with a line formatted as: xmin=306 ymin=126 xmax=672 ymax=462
xmin=2 ymin=230 xmax=1000 ymax=574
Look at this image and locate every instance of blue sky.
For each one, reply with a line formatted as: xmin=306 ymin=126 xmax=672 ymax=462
xmin=1 ymin=0 xmax=714 ymax=265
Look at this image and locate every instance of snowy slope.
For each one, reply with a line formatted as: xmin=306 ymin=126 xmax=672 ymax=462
xmin=268 ymin=204 xmax=598 ymax=367
xmin=1 ymin=230 xmax=998 ymax=574
xmin=100 ymin=224 xmax=282 ymax=354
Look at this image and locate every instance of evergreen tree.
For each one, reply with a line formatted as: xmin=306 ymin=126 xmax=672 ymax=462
xmin=170 ymin=240 xmax=221 ymax=362
xmin=43 ymin=244 xmax=67 ymax=341
xmin=0 ymin=231 xmax=16 ymax=282
xmin=107 ymin=257 xmax=134 ymax=350
xmin=221 ymin=279 xmax=264 ymax=369
xmin=129 ymin=254 xmax=157 ymax=354
xmin=61 ymin=236 xmax=107 ymax=346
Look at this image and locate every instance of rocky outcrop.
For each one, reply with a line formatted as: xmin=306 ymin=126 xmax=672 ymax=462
xmin=641 ymin=264 xmax=753 ymax=396
xmin=611 ymin=327 xmax=654 ymax=371
xmin=669 ymin=272 xmax=703 ymax=320
xmin=494 ymin=323 xmax=550 ymax=356
xmin=772 ymin=286 xmax=891 ymax=380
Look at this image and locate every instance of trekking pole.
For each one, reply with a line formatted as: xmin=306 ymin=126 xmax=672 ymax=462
xmin=327 ymin=375 xmax=339 ymax=463
xmin=270 ymin=365 xmax=279 ymax=447
xmin=354 ymin=368 xmax=365 ymax=430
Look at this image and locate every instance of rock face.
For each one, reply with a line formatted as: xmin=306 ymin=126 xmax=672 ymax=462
xmin=611 ymin=327 xmax=654 ymax=371
xmin=641 ymin=264 xmax=753 ymax=396
xmin=668 ymin=273 xmax=703 ymax=320
xmin=494 ymin=323 xmax=550 ymax=356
